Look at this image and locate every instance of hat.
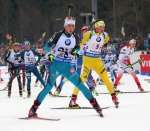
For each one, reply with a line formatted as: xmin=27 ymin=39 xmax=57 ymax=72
xmin=107 ymin=46 xmax=111 ymax=50
xmin=129 ymin=39 xmax=136 ymax=45
xmin=24 ymin=41 xmax=30 ymax=46
xmin=14 ymin=42 xmax=20 ymax=46
xmin=64 ymin=16 xmax=76 ymax=26
xmin=81 ymin=26 xmax=88 ymax=31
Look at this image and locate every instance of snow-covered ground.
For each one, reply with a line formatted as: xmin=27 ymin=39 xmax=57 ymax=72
xmin=0 ymin=66 xmax=150 ymax=131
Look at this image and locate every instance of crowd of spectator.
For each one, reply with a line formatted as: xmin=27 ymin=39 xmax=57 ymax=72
xmin=0 ymin=42 xmax=44 ymax=66
xmin=0 ymin=37 xmax=150 ymax=65
xmin=105 ymin=38 xmax=150 ymax=53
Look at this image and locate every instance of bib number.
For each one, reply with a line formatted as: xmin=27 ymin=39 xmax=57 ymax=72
xmin=58 ymin=47 xmax=69 ymax=58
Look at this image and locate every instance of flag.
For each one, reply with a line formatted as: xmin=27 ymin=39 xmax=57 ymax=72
xmin=121 ymin=27 xmax=125 ymax=37
xmin=37 ymin=32 xmax=46 ymax=43
xmin=6 ymin=34 xmax=12 ymax=44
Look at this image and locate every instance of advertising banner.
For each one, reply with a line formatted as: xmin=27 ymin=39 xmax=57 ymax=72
xmin=140 ymin=54 xmax=150 ymax=73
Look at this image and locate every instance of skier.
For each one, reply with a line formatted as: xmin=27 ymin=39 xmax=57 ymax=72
xmin=54 ymin=26 xmax=97 ymax=96
xmin=69 ymin=19 xmax=119 ymax=107
xmin=28 ymin=16 xmax=103 ymax=117
xmin=4 ymin=42 xmax=22 ymax=97
xmin=15 ymin=41 xmax=46 ymax=98
xmin=114 ymin=39 xmax=144 ymax=91
xmin=3 ymin=45 xmax=15 ymax=91
xmin=69 ymin=26 xmax=97 ymax=102
xmin=96 ymin=46 xmax=117 ymax=84
xmin=77 ymin=26 xmax=97 ymax=94
xmin=104 ymin=46 xmax=117 ymax=83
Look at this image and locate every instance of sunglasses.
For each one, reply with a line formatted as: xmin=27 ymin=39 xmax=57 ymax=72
xmin=65 ymin=16 xmax=76 ymax=21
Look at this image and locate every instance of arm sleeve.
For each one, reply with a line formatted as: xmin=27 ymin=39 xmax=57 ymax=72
xmin=44 ymin=44 xmax=50 ymax=53
xmin=4 ymin=51 xmax=11 ymax=64
xmin=79 ymin=31 xmax=91 ymax=46
xmin=44 ymin=32 xmax=62 ymax=53
xmin=104 ymin=32 xmax=110 ymax=44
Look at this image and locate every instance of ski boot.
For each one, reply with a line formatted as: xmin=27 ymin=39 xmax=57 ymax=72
xmin=28 ymin=101 xmax=41 ymax=117
xmin=111 ymin=93 xmax=119 ymax=108
xmin=34 ymin=82 xmax=38 ymax=87
xmin=54 ymin=87 xmax=61 ymax=96
xmin=69 ymin=94 xmax=80 ymax=108
xmin=27 ymin=90 xmax=31 ymax=98
xmin=90 ymin=98 xmax=103 ymax=118
xmin=137 ymin=83 xmax=144 ymax=91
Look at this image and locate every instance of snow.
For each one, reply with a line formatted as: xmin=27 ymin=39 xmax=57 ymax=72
xmin=0 ymin=66 xmax=150 ymax=131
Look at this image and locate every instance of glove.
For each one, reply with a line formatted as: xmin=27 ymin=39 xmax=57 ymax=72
xmin=48 ymin=54 xmax=54 ymax=62
xmin=63 ymin=77 xmax=68 ymax=83
xmin=127 ymin=64 xmax=133 ymax=69
xmin=18 ymin=58 xmax=24 ymax=63
xmin=71 ymin=49 xmax=79 ymax=58
xmin=39 ymin=64 xmax=44 ymax=68
xmin=138 ymin=59 xmax=142 ymax=64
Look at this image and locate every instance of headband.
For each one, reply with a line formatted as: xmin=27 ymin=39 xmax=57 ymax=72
xmin=94 ymin=21 xmax=105 ymax=28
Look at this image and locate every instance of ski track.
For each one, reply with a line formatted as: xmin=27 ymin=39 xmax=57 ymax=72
xmin=0 ymin=67 xmax=150 ymax=131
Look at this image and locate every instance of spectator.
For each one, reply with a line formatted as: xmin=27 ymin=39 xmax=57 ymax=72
xmin=115 ymin=41 xmax=119 ymax=49
xmin=141 ymin=51 xmax=145 ymax=54
xmin=148 ymin=38 xmax=150 ymax=50
xmin=146 ymin=51 xmax=150 ymax=54
xmin=144 ymin=39 xmax=149 ymax=51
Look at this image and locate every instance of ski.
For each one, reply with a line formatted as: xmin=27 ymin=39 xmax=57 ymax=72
xmin=0 ymin=90 xmax=7 ymax=91
xmin=19 ymin=116 xmax=60 ymax=121
xmin=144 ymin=79 xmax=150 ymax=81
xmin=50 ymin=106 xmax=110 ymax=110
xmin=0 ymin=89 xmax=7 ymax=91
xmin=49 ymin=93 xmax=70 ymax=98
xmin=98 ymin=91 xmax=150 ymax=94
xmin=144 ymin=79 xmax=150 ymax=83
xmin=117 ymin=91 xmax=150 ymax=94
